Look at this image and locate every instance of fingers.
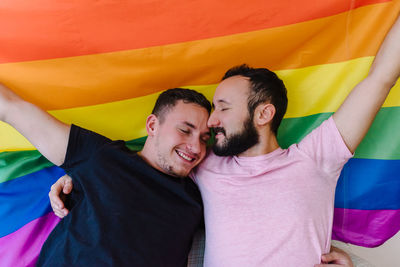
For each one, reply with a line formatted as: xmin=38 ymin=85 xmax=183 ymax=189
xmin=52 ymin=204 xmax=68 ymax=218
xmin=316 ymin=247 xmax=354 ymax=267
xmin=48 ymin=174 xmax=72 ymax=218
xmin=63 ymin=175 xmax=73 ymax=194
xmin=321 ymin=252 xmax=338 ymax=263
xmin=49 ymin=193 xmax=69 ymax=218
xmin=49 ymin=184 xmax=64 ymax=209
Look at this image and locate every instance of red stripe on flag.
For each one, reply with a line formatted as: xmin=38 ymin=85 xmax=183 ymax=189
xmin=0 ymin=0 xmax=390 ymax=63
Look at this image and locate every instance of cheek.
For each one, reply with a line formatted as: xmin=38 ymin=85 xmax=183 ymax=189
xmin=200 ymin=145 xmax=207 ymax=157
xmin=234 ymin=111 xmax=249 ymax=126
xmin=225 ymin=112 xmax=242 ymax=124
xmin=224 ymin=117 xmax=241 ymax=132
xmin=170 ymin=136 xmax=189 ymax=152
xmin=160 ymin=135 xmax=179 ymax=153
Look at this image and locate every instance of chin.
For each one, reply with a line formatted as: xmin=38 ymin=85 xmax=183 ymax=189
xmin=214 ymin=144 xmax=225 ymax=152
xmin=215 ymin=137 xmax=225 ymax=145
xmin=171 ymin=167 xmax=190 ymax=178
xmin=216 ymin=137 xmax=228 ymax=146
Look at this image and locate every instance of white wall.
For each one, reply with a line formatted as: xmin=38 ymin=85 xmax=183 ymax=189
xmin=346 ymin=232 xmax=400 ymax=267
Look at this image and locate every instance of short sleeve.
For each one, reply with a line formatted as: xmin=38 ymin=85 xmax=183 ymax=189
xmin=297 ymin=116 xmax=353 ymax=175
xmin=60 ymin=124 xmax=111 ymax=171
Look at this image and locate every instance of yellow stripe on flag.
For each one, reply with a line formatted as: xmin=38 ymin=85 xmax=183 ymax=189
xmin=2 ymin=57 xmax=399 ymax=152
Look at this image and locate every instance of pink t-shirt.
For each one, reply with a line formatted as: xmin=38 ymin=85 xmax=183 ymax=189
xmin=191 ymin=117 xmax=353 ymax=267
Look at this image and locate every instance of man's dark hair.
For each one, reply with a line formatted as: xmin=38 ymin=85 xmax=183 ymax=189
xmin=222 ymin=64 xmax=288 ymax=135
xmin=152 ymin=88 xmax=211 ymax=123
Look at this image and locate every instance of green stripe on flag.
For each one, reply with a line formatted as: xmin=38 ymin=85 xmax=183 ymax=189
xmin=278 ymin=107 xmax=400 ymax=160
xmin=0 ymin=150 xmax=53 ymax=183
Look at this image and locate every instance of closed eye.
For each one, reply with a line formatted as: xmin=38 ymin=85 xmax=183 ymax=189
xmin=201 ymin=137 xmax=210 ymax=144
xmin=179 ymin=128 xmax=190 ymax=134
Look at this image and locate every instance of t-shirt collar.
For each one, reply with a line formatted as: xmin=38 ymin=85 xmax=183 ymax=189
xmin=233 ymin=147 xmax=284 ymax=162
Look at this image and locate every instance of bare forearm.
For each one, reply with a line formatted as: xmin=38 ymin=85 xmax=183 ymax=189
xmin=369 ymin=14 xmax=400 ymax=87
xmin=1 ymin=84 xmax=70 ymax=166
xmin=333 ymin=14 xmax=400 ymax=153
xmin=333 ymin=77 xmax=392 ymax=152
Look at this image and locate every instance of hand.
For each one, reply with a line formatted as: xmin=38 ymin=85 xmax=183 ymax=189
xmin=315 ymin=246 xmax=354 ymax=267
xmin=49 ymin=174 xmax=73 ymax=218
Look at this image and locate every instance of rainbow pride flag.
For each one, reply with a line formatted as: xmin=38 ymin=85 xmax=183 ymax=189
xmin=1 ymin=0 xmax=400 ymax=265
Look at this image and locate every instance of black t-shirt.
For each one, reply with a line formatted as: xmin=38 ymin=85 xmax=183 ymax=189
xmin=37 ymin=125 xmax=203 ymax=267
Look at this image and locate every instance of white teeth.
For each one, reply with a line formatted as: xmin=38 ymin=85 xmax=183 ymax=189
xmin=177 ymin=151 xmax=193 ymax=161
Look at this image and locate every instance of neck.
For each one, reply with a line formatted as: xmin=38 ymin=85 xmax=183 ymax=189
xmin=138 ymin=143 xmax=160 ymax=171
xmin=237 ymin=132 xmax=280 ymax=157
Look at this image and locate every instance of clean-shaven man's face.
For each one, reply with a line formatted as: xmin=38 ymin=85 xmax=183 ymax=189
xmin=153 ymin=101 xmax=210 ymax=177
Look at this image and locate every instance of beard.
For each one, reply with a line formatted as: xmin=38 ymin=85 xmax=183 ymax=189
xmin=212 ymin=115 xmax=259 ymax=156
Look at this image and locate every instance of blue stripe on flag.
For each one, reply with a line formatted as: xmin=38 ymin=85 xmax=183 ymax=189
xmin=0 ymin=166 xmax=65 ymax=237
xmin=335 ymin=158 xmax=400 ymax=210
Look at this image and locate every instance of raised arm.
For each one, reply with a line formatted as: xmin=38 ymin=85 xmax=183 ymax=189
xmin=333 ymin=14 xmax=400 ymax=153
xmin=0 ymin=84 xmax=70 ymax=166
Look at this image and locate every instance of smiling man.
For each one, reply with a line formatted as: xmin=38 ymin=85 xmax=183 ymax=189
xmin=0 ymin=87 xmax=211 ymax=266
xmin=190 ymin=14 xmax=400 ymax=266
xmin=193 ymin=66 xmax=347 ymax=266
xmin=142 ymin=91 xmax=210 ymax=177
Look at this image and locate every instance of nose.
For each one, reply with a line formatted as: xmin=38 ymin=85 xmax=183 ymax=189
xmin=207 ymin=111 xmax=219 ymax=128
xmin=188 ymin=136 xmax=202 ymax=155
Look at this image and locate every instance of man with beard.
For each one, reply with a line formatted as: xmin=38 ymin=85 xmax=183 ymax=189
xmin=0 ymin=87 xmax=212 ymax=266
xmin=50 ymin=15 xmax=400 ymax=266
xmin=192 ymin=66 xmax=351 ymax=266
xmin=189 ymin=14 xmax=400 ymax=266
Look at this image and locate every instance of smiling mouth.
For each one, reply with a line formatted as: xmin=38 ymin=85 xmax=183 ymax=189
xmin=213 ymin=127 xmax=226 ymax=137
xmin=176 ymin=150 xmax=195 ymax=162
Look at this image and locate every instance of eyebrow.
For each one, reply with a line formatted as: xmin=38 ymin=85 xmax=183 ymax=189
xmin=183 ymin=121 xmax=211 ymax=136
xmin=212 ymin=99 xmax=231 ymax=108
xmin=183 ymin=121 xmax=196 ymax=129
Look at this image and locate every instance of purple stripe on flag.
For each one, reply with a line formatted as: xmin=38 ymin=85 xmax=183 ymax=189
xmin=332 ymin=208 xmax=400 ymax=247
xmin=0 ymin=212 xmax=59 ymax=267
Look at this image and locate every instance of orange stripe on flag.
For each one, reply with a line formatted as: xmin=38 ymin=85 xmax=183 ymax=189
xmin=0 ymin=2 xmax=398 ymax=110
xmin=0 ymin=0 xmax=390 ymax=63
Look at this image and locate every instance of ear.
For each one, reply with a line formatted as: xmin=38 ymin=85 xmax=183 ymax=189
xmin=146 ymin=114 xmax=159 ymax=136
xmin=254 ymin=103 xmax=276 ymax=126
